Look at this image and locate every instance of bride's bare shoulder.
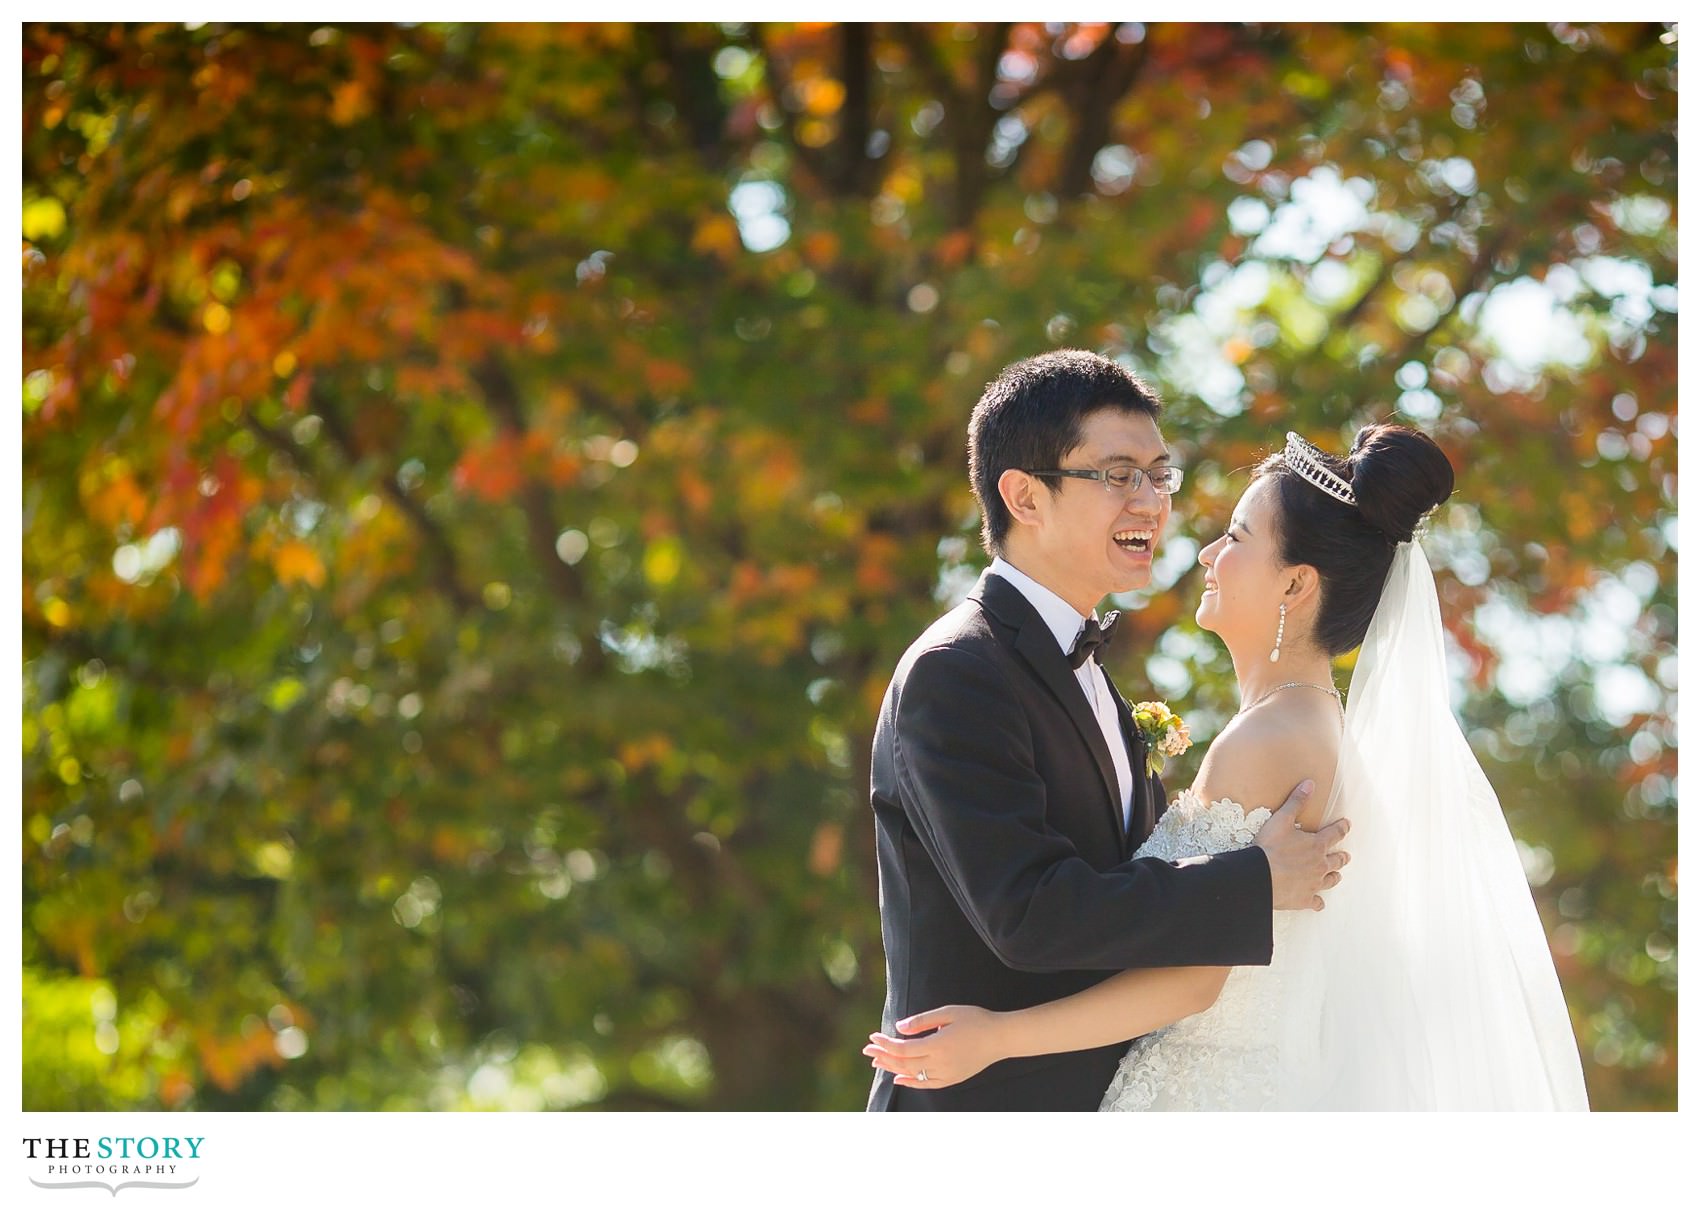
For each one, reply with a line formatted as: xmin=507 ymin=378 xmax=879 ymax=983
xmin=1192 ymin=702 xmax=1340 ymax=830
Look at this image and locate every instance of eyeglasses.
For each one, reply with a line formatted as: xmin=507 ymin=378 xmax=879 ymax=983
xmin=1022 ymin=464 xmax=1185 ymax=497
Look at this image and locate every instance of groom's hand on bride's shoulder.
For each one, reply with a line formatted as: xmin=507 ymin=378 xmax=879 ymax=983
xmin=1253 ymin=780 xmax=1351 ymax=912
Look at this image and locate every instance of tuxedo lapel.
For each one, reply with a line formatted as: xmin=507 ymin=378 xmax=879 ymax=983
xmin=973 ymin=574 xmax=1123 ymax=840
xmin=1112 ymin=690 xmax=1154 ymax=859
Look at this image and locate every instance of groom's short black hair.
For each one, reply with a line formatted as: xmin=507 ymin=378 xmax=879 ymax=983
xmin=967 ymin=350 xmax=1163 ymax=557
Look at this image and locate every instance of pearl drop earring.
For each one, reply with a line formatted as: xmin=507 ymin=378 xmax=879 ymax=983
xmin=1270 ymin=603 xmax=1286 ymax=663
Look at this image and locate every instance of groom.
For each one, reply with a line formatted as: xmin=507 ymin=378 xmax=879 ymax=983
xmin=867 ymin=350 xmax=1349 ymax=1111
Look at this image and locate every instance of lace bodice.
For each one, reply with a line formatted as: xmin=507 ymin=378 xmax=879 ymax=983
xmin=1100 ymin=787 xmax=1293 ymax=1112
xmin=1130 ymin=785 xmax=1273 ymax=860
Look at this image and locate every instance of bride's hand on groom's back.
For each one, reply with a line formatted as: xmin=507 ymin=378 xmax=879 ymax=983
xmin=1253 ymin=780 xmax=1351 ymax=912
xmin=863 ymin=1006 xmax=1006 ymax=1090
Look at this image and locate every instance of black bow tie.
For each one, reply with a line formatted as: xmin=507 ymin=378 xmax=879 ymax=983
xmin=1068 ymin=611 xmax=1120 ymax=669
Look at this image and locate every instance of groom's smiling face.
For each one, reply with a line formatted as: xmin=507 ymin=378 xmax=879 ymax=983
xmin=1019 ymin=408 xmax=1172 ymax=614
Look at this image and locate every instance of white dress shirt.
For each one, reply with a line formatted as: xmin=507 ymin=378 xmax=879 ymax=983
xmin=989 ymin=557 xmax=1136 ymax=830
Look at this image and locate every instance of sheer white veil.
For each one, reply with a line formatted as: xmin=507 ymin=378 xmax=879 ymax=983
xmin=1273 ymin=540 xmax=1590 ymax=1110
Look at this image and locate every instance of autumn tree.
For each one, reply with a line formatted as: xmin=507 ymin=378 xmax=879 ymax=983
xmin=23 ymin=22 xmax=1675 ymax=1110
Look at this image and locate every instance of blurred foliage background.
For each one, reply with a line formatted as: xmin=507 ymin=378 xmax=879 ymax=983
xmin=22 ymin=22 xmax=1675 ymax=1111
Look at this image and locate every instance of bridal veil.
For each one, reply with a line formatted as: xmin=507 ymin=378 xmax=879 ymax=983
xmin=1273 ymin=540 xmax=1590 ymax=1110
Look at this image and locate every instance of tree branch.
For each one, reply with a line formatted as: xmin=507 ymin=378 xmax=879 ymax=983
xmin=310 ymin=384 xmax=477 ymax=615
xmin=650 ymin=24 xmax=730 ymax=168
xmin=469 ymin=358 xmax=587 ymax=609
xmin=1056 ymin=37 xmax=1150 ymax=198
xmin=1388 ymin=224 xmax=1513 ymax=369
xmin=837 ymin=22 xmax=876 ymax=196
xmin=467 ymin=355 xmax=612 ymax=678
xmin=749 ymin=24 xmax=834 ymax=188
xmin=24 ymin=621 xmax=206 ymax=695
xmin=957 ymin=22 xmax=1012 ymax=228
xmin=896 ymin=23 xmax=1010 ymax=230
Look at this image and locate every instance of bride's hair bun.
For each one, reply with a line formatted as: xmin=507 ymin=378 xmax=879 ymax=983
xmin=1254 ymin=422 xmax=1453 ymax=656
xmin=1348 ymin=424 xmax=1454 ymax=543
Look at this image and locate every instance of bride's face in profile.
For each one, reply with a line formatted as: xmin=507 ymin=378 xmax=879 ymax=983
xmin=1195 ymin=477 xmax=1293 ymax=652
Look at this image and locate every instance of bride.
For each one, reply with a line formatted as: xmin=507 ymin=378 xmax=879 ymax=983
xmin=864 ymin=424 xmax=1590 ymax=1111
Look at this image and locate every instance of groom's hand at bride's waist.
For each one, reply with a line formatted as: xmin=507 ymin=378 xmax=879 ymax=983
xmin=1252 ymin=781 xmax=1350 ymax=912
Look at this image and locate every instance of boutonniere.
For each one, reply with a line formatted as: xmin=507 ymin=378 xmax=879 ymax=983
xmin=1131 ymin=701 xmax=1191 ymax=778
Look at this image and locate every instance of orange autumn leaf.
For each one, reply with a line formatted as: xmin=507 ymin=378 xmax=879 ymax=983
xmin=431 ymin=825 xmax=474 ymax=863
xmin=273 ymin=540 xmax=327 ymax=589
xmin=330 ymin=80 xmax=372 ymax=126
xmin=284 ymin=372 xmax=314 ymax=411
xmin=729 ymin=562 xmax=764 ymax=604
xmin=692 ymin=214 xmax=741 ymax=260
xmin=617 ymin=734 xmax=674 ymax=771
xmin=160 ymin=1070 xmax=196 ymax=1108
xmin=677 ymin=468 xmax=713 ymax=514
xmin=934 ymin=229 xmax=975 ymax=269
xmin=643 ymin=358 xmax=692 ymax=397
xmin=849 ymin=397 xmax=889 ymax=425
xmin=769 ymin=563 xmax=820 ymax=596
xmin=453 ymin=438 xmax=526 ymax=502
xmin=85 ymin=467 xmax=149 ymax=530
xmin=802 ymin=230 xmax=840 ymax=269
xmin=547 ymin=451 xmax=584 ymax=487
xmin=807 ymin=822 xmax=843 ymax=877
xmin=855 ymin=534 xmax=901 ymax=595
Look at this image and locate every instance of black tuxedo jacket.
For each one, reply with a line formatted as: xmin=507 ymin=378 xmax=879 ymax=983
xmin=867 ymin=571 xmax=1273 ymax=1111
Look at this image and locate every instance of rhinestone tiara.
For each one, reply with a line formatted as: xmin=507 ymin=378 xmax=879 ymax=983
xmin=1282 ymin=431 xmax=1356 ymax=505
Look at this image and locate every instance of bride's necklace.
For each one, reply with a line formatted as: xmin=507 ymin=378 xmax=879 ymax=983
xmin=1235 ymin=680 xmax=1342 ymax=718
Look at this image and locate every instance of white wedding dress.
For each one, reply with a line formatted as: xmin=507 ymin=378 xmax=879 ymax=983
xmin=1099 ymin=541 xmax=1588 ymax=1112
xmin=1100 ymin=788 xmax=1296 ymax=1112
